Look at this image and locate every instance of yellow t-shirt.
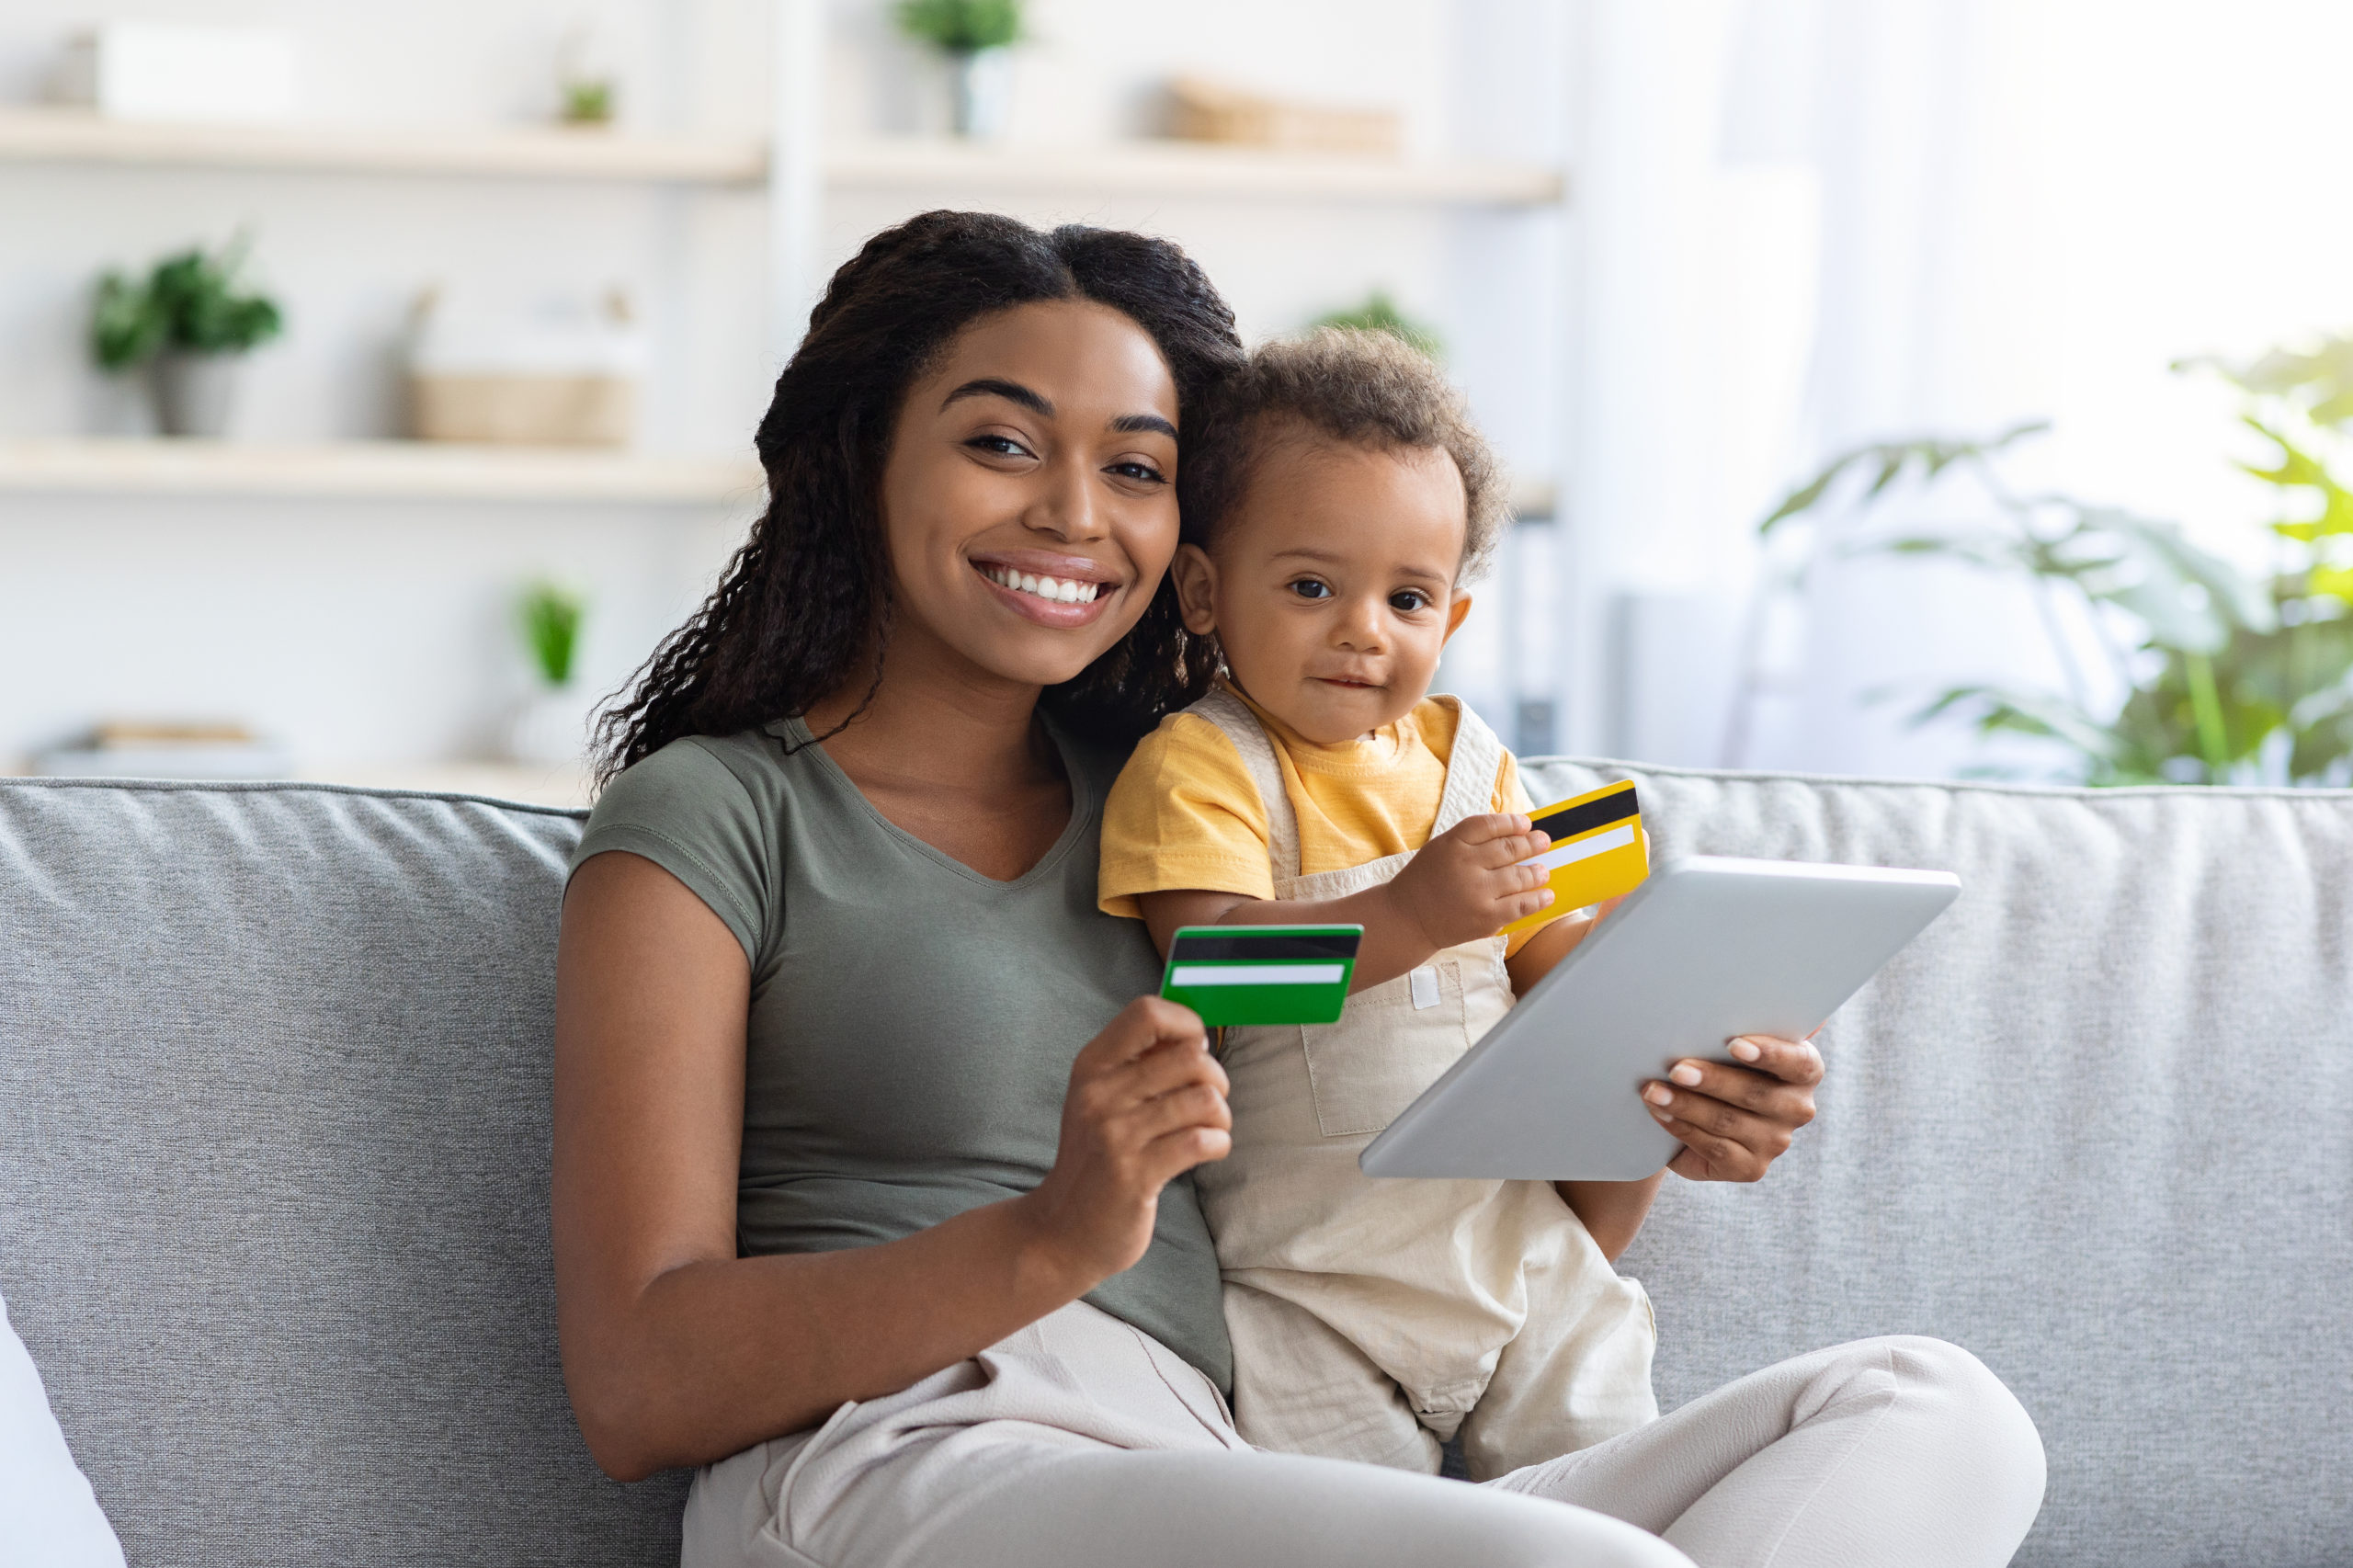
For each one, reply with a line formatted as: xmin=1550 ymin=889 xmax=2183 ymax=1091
xmin=1099 ymin=684 xmax=1543 ymax=952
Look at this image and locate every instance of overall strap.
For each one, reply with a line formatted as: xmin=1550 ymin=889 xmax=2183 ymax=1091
xmin=1180 ymin=688 xmax=1302 ymax=881
xmin=1429 ymin=696 xmax=1507 ymax=836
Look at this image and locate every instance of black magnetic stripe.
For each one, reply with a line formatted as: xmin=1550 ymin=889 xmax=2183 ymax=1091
xmin=1529 ymin=785 xmax=1641 ymax=843
xmin=1168 ymin=933 xmax=1363 ymax=962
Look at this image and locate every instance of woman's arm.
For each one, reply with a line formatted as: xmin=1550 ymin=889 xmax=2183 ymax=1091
xmin=1557 ymin=1034 xmax=1825 ymax=1261
xmin=553 ymin=851 xmax=1231 ymax=1482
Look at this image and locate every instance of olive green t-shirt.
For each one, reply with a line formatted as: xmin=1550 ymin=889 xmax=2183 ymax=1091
xmin=569 ymin=716 xmax=1231 ymax=1392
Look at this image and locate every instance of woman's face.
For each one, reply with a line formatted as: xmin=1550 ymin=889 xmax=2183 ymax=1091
xmin=876 ymin=299 xmax=1182 ymax=694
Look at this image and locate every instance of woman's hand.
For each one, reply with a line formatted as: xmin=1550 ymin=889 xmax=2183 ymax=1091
xmin=1643 ymin=1033 xmax=1823 ymax=1182
xmin=1018 ymin=996 xmax=1233 ymax=1290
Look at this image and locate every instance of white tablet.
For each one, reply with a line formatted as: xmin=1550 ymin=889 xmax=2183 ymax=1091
xmin=1358 ymin=855 xmax=1961 ymax=1181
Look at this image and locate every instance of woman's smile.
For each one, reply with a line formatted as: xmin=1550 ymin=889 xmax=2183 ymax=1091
xmin=970 ymin=548 xmax=1122 ymax=628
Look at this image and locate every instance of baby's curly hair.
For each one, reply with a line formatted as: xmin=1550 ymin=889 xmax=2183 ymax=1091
xmin=1176 ymin=326 xmax=1507 ymax=580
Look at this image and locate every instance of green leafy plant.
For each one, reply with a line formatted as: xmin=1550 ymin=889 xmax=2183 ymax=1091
xmin=1756 ymin=338 xmax=2353 ymax=786
xmin=560 ymin=77 xmax=615 ymax=125
xmin=1310 ymin=290 xmax=1443 ymax=360
xmin=91 ymin=240 xmax=283 ymax=371
xmin=520 ymin=583 xmax=586 ymax=688
xmin=894 ymin=0 xmax=1023 ymax=53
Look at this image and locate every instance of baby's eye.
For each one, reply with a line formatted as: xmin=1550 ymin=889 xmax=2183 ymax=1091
xmin=1289 ymin=578 xmax=1334 ymax=601
xmin=1390 ymin=589 xmax=1431 ymax=612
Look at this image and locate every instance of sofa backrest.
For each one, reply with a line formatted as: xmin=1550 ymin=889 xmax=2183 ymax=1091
xmin=5 ymin=770 xmax=2349 ymax=1568
xmin=1522 ymin=761 xmax=2353 ymax=1568
xmin=0 ymin=779 xmax=680 ymax=1568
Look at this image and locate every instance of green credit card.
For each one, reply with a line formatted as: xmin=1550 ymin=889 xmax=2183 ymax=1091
xmin=1159 ymin=925 xmax=1363 ymax=1027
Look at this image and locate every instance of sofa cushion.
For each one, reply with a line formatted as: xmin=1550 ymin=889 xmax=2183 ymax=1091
xmin=0 ymin=779 xmax=680 ymax=1568
xmin=1523 ymin=760 xmax=2353 ymax=1568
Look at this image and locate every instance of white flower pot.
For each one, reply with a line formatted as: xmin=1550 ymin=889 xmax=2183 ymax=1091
xmin=149 ymin=350 xmax=243 ymax=438
xmin=506 ymin=687 xmax=592 ymax=768
xmin=949 ymin=48 xmax=1011 ymax=140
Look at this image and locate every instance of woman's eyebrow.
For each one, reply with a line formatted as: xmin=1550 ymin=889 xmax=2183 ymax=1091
xmin=939 ymin=380 xmax=1173 ymax=438
xmin=941 ymin=378 xmax=1051 ymax=415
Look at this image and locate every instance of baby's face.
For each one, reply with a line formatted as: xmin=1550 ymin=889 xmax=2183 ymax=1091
xmin=1175 ymin=437 xmax=1471 ymax=745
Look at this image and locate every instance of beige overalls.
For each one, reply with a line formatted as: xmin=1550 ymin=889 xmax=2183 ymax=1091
xmin=1182 ymin=688 xmax=1659 ymax=1482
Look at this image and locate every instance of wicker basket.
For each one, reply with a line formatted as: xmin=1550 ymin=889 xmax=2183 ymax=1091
xmin=1165 ymin=76 xmax=1402 ymax=156
xmin=407 ymin=372 xmax=634 ymax=447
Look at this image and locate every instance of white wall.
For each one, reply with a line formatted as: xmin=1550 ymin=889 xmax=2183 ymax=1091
xmin=1 ymin=0 xmax=1576 ymax=772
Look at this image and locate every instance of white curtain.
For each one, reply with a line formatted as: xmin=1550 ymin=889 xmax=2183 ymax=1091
xmin=1562 ymin=0 xmax=2353 ymax=777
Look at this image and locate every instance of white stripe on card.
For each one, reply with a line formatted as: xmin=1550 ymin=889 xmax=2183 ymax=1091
xmin=1521 ymin=822 xmax=1638 ymax=874
xmin=1168 ymin=963 xmax=1346 ymax=987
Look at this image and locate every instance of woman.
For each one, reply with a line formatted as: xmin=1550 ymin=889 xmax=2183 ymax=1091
xmin=554 ymin=210 xmax=2044 ymax=1568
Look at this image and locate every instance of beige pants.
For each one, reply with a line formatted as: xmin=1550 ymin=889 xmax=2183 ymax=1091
xmin=681 ymin=1301 xmax=2046 ymax=1568
xmin=1181 ymin=689 xmax=1657 ymax=1474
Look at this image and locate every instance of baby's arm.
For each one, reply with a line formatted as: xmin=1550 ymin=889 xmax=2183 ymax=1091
xmin=1138 ymin=812 xmax=1556 ymax=993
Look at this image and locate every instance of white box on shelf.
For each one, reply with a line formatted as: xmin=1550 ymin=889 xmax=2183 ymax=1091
xmin=53 ymin=24 xmax=298 ymax=125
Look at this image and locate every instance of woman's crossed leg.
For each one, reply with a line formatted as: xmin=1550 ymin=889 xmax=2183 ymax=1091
xmin=687 ymin=1331 xmax=2041 ymax=1568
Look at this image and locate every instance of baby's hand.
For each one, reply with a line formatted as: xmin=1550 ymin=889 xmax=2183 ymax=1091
xmin=1384 ymin=812 xmax=1554 ymax=952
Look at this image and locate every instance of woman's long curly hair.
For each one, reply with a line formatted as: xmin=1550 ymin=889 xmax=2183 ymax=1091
xmin=595 ymin=210 xmax=1243 ymax=784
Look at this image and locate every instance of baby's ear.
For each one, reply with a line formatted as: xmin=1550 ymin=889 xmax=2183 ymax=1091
xmin=1443 ymin=593 xmax=1474 ymax=643
xmin=1170 ymin=543 xmax=1220 ymax=635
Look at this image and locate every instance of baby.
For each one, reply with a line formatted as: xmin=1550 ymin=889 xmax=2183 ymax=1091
xmin=1099 ymin=330 xmax=1656 ymax=1480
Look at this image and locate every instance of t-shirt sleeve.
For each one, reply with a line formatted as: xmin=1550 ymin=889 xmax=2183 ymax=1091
xmin=1493 ymin=748 xmax=1539 ymax=816
xmin=1492 ymin=748 xmax=1558 ymax=958
xmin=570 ymin=738 xmax=770 ymax=965
xmin=1097 ymin=714 xmax=1276 ymax=919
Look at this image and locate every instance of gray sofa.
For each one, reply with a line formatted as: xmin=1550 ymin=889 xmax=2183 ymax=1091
xmin=1 ymin=766 xmax=2347 ymax=1567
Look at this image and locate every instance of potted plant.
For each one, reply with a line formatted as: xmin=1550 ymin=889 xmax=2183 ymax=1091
xmin=559 ymin=75 xmax=614 ymax=125
xmin=895 ymin=0 xmax=1023 ymax=139
xmin=1312 ymin=290 xmax=1444 ymax=360
xmin=555 ymin=24 xmax=616 ymax=126
xmin=90 ymin=238 xmax=283 ymax=438
xmin=506 ymin=582 xmax=591 ymax=768
xmin=1741 ymin=333 xmax=2353 ymax=785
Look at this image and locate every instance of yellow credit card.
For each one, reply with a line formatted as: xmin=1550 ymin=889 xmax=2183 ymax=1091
xmin=1500 ymin=780 xmax=1648 ymax=936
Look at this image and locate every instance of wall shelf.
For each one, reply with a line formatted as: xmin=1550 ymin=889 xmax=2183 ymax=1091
xmin=826 ymin=138 xmax=1566 ymax=207
xmin=0 ymin=110 xmax=1563 ymax=206
xmin=0 ymin=438 xmax=1534 ymax=516
xmin=0 ymin=107 xmax=767 ymax=185
xmin=0 ymin=438 xmax=765 ymax=505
